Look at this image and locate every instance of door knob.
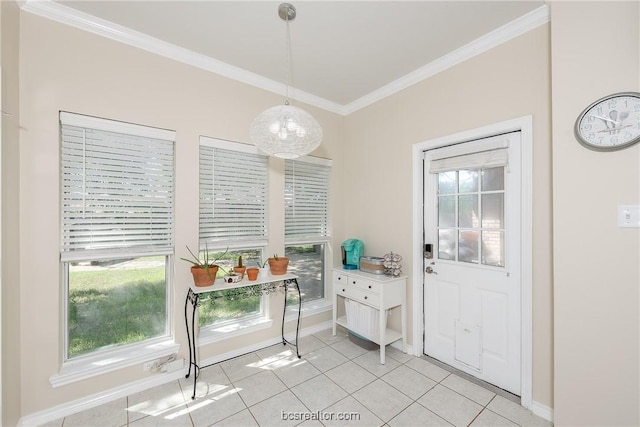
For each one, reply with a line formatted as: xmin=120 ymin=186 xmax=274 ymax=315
xmin=425 ymin=266 xmax=438 ymax=275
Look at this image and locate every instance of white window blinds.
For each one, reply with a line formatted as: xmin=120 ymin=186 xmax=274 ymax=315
xmin=285 ymin=157 xmax=331 ymax=244
xmin=427 ymin=134 xmax=511 ymax=173
xmin=199 ymin=137 xmax=268 ymax=248
xmin=60 ymin=112 xmax=175 ymax=262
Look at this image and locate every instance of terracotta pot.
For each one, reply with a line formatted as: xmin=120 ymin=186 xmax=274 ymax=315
xmin=233 ymin=266 xmax=247 ymax=279
xmin=268 ymin=257 xmax=289 ymax=275
xmin=246 ymin=268 xmax=259 ymax=281
xmin=190 ymin=265 xmax=218 ymax=287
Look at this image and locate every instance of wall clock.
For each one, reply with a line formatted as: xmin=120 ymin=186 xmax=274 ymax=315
xmin=574 ymin=92 xmax=640 ymax=151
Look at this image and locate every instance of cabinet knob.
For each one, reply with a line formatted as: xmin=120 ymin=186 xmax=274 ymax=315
xmin=364 ymin=296 xmax=368 ymax=300
xmin=368 ymin=285 xmax=371 ymax=289
xmin=338 ymin=277 xmax=341 ymax=280
xmin=342 ymin=289 xmax=345 ymax=292
xmin=352 ymin=280 xmax=356 ymax=284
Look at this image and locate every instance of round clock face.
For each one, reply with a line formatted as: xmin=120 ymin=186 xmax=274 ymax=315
xmin=575 ymin=92 xmax=640 ymax=151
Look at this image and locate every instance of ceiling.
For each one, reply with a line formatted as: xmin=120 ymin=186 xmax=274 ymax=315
xmin=36 ymin=1 xmax=547 ymax=114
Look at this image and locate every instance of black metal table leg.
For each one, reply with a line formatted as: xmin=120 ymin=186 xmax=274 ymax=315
xmin=185 ymin=289 xmax=199 ymax=399
xmin=281 ymin=278 xmax=302 ymax=358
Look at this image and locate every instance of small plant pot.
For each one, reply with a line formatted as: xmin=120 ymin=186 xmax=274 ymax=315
xmin=268 ymin=257 xmax=289 ymax=275
xmin=258 ymin=267 xmax=269 ymax=279
xmin=233 ymin=266 xmax=247 ymax=279
xmin=191 ymin=265 xmax=218 ymax=287
xmin=246 ymin=268 xmax=259 ymax=281
xmin=223 ymin=274 xmax=242 ymax=284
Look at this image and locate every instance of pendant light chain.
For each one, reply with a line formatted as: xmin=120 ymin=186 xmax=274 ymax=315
xmin=284 ymin=10 xmax=292 ymax=105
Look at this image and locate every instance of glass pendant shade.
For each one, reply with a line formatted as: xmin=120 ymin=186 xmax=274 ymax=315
xmin=250 ymin=103 xmax=323 ymax=159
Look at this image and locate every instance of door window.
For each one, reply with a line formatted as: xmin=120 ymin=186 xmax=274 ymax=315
xmin=437 ymin=167 xmax=505 ymax=267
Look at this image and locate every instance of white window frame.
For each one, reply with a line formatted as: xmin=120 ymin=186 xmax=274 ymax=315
xmin=198 ymin=137 xmax=270 ymax=339
xmin=284 ymin=156 xmax=332 ymax=315
xmin=54 ymin=112 xmax=177 ymax=386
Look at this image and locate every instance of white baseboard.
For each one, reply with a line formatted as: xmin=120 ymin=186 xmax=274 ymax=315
xmin=19 ymin=368 xmax=189 ymax=427
xmin=531 ymin=400 xmax=554 ymax=422
xmin=390 ymin=339 xmax=415 ymax=356
xmin=18 ymin=320 xmax=332 ymax=426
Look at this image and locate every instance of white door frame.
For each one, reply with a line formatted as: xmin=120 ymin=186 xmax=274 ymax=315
xmin=412 ymin=116 xmax=533 ymax=409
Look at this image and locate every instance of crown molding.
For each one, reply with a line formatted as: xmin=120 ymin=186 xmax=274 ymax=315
xmin=18 ymin=0 xmax=345 ymax=115
xmin=342 ymin=4 xmax=550 ymax=115
xmin=20 ymin=1 xmax=549 ymax=118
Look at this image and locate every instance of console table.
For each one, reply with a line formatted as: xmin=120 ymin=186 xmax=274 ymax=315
xmin=332 ymin=269 xmax=407 ymax=364
xmin=184 ymin=273 xmax=301 ymax=399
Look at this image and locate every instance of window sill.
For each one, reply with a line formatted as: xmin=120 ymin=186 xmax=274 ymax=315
xmin=198 ymin=315 xmax=274 ymax=345
xmin=198 ymin=299 xmax=331 ymax=345
xmin=50 ymin=338 xmax=180 ymax=388
xmin=285 ymin=298 xmax=332 ymax=322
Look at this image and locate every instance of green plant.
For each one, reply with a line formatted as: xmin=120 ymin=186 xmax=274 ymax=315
xmin=180 ymin=244 xmax=227 ymax=274
xmin=272 ymin=253 xmax=279 ymax=260
xmin=255 ymin=259 xmax=268 ymax=268
xmin=236 ymin=255 xmax=243 ymax=268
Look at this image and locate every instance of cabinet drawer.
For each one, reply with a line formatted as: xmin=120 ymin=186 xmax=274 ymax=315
xmin=348 ymin=277 xmax=381 ymax=294
xmin=334 ymin=272 xmax=349 ymax=286
xmin=336 ymin=285 xmax=380 ymax=307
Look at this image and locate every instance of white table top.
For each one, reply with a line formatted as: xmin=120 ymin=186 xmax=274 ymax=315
xmin=189 ymin=272 xmax=299 ymax=294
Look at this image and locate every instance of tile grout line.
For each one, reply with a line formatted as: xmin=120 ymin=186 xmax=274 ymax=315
xmin=118 ymin=334 xmax=527 ymax=427
xmin=466 ymin=394 xmax=498 ymax=427
xmin=336 ymin=349 xmax=443 ymax=426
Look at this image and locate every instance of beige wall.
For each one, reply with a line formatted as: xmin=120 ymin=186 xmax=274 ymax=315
xmin=12 ymin=1 xmax=640 ymax=422
xmin=342 ymin=25 xmax=553 ymax=408
xmin=16 ymin=12 xmax=343 ymax=415
xmin=1 ymin=1 xmax=22 ymax=425
xmin=13 ymin=10 xmax=556 ymax=416
xmin=551 ymin=2 xmax=640 ymax=425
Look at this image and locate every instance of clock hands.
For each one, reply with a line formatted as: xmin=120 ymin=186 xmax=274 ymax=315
xmin=590 ymin=110 xmax=632 ymax=134
xmin=590 ymin=113 xmax=618 ymax=125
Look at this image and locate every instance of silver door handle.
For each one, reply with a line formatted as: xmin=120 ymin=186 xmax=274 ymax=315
xmin=425 ymin=266 xmax=438 ymax=275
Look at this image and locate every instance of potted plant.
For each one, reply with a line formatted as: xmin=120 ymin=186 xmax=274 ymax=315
xmin=233 ymin=255 xmax=246 ymax=279
xmin=268 ymin=253 xmax=289 ymax=275
xmin=181 ymin=245 xmax=226 ymax=287
xmin=256 ymin=259 xmax=270 ymax=279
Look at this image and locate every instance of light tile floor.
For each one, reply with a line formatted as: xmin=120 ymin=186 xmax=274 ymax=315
xmin=44 ymin=328 xmax=552 ymax=427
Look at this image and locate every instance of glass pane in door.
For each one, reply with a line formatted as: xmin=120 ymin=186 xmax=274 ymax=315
xmin=458 ymin=230 xmax=479 ymax=263
xmin=438 ymin=229 xmax=456 ymax=260
xmin=438 ymin=196 xmax=456 ymax=227
xmin=438 ymin=171 xmax=457 ymax=194
xmin=482 ymin=230 xmax=504 ymax=267
xmin=458 ymin=194 xmax=478 ymax=229
xmin=459 ymin=170 xmax=478 ymax=193
xmin=481 ymin=193 xmax=504 ymax=229
xmin=481 ymin=167 xmax=504 ymax=191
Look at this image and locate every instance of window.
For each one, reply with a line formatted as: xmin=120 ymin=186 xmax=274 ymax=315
xmin=428 ymin=134 xmax=509 ymax=267
xmin=199 ymin=137 xmax=268 ymax=326
xmin=284 ymin=157 xmax=331 ymax=305
xmin=197 ymin=248 xmax=263 ymax=326
xmin=60 ymin=112 xmax=175 ymax=359
xmin=436 ymin=168 xmax=505 ymax=266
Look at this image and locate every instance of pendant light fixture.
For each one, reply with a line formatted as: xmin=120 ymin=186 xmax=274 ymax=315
xmin=249 ymin=3 xmax=322 ymax=159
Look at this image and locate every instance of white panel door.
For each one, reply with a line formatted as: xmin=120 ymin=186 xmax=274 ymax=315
xmin=423 ymin=132 xmax=521 ymax=395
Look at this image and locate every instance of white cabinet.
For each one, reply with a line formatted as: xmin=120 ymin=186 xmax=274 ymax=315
xmin=332 ymin=269 xmax=407 ymax=364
